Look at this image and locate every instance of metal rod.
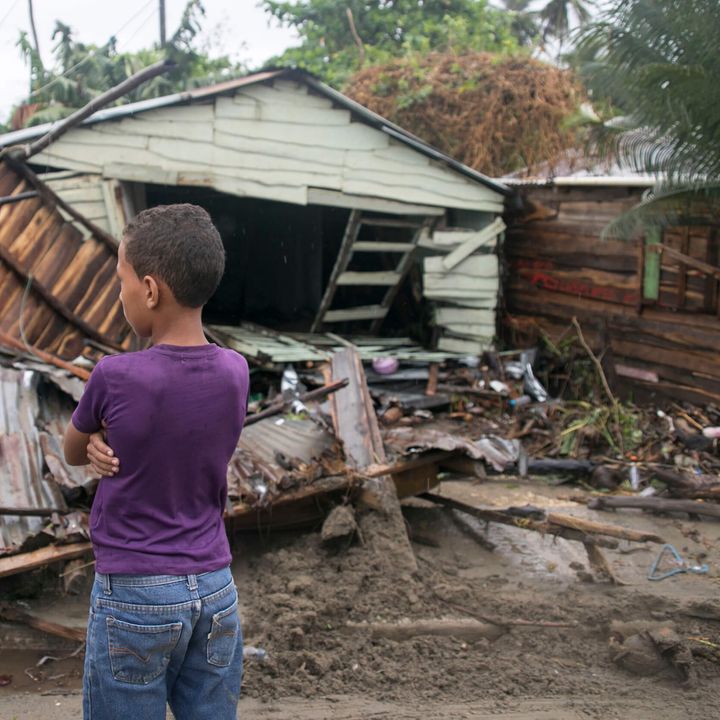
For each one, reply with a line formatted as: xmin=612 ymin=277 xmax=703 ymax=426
xmin=244 ymin=378 xmax=349 ymax=426
xmin=0 ymin=190 xmax=39 ymax=207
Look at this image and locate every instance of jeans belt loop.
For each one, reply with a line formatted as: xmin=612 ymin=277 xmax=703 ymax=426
xmin=187 ymin=574 xmax=198 ymax=592
xmin=102 ymin=573 xmax=112 ymax=595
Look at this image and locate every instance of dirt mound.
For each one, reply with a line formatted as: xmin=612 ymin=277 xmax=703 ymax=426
xmin=236 ymin=502 xmax=720 ymax=711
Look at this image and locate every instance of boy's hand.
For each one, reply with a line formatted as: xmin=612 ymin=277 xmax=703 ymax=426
xmin=87 ymin=431 xmax=120 ymax=476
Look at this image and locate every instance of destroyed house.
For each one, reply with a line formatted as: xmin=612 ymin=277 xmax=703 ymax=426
xmin=0 ymin=68 xmax=509 ymax=565
xmin=0 ymin=68 xmax=510 ymax=362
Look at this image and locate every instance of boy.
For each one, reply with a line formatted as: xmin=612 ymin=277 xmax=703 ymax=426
xmin=64 ymin=204 xmax=249 ymax=720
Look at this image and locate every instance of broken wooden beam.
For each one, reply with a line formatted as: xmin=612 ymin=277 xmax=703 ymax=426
xmin=419 ymin=492 xmax=619 ymax=548
xmin=244 ymin=377 xmax=349 ymax=426
xmin=0 ymin=604 xmax=85 ymax=643
xmin=588 ymin=495 xmax=720 ymax=521
xmin=0 ymin=542 xmax=92 ymax=579
xmin=546 ymin=512 xmax=664 ymax=544
xmin=0 ymin=329 xmax=91 ymax=381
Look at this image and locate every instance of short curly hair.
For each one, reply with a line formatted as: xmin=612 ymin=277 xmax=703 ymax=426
xmin=122 ymin=204 xmax=225 ymax=308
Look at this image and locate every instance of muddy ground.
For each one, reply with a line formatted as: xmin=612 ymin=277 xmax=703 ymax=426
xmin=1 ymin=478 xmax=720 ymax=719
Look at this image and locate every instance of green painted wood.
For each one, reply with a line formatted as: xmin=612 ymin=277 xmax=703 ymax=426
xmin=643 ymin=227 xmax=662 ymax=301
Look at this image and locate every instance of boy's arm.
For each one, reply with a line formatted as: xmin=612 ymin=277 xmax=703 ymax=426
xmin=64 ymin=421 xmax=91 ymax=466
xmin=63 ymin=423 xmax=121 ymax=473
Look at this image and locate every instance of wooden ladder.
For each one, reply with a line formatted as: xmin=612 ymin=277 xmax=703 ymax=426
xmin=311 ymin=210 xmax=430 ymax=333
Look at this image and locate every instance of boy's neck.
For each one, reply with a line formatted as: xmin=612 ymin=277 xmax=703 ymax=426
xmin=150 ymin=308 xmax=208 ymax=347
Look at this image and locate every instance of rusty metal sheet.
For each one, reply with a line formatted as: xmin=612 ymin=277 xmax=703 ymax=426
xmin=228 ymin=414 xmax=341 ymax=507
xmin=0 ymin=367 xmax=69 ymax=555
xmin=0 ymin=160 xmax=130 ymax=359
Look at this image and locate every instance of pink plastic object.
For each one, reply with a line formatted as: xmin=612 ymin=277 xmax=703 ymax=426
xmin=702 ymin=427 xmax=720 ymax=439
xmin=372 ymin=357 xmax=399 ymax=375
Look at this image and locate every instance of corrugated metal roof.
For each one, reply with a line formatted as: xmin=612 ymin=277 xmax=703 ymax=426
xmin=0 ymin=160 xmax=131 ymax=359
xmin=0 ymin=367 xmax=69 ymax=555
xmin=0 ymin=68 xmax=509 ymax=197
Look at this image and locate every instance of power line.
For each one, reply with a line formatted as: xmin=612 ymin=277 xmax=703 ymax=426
xmin=25 ymin=0 xmax=158 ymax=101
xmin=0 ymin=0 xmax=22 ymax=32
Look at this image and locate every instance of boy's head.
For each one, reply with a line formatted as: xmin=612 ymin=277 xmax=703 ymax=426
xmin=118 ymin=204 xmax=225 ymax=336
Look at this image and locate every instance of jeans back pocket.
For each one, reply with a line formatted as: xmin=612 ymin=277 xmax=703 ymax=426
xmin=207 ymin=599 xmax=240 ymax=667
xmin=107 ymin=616 xmax=182 ymax=685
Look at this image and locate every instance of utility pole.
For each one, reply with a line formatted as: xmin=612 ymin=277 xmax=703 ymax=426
xmin=159 ymin=0 xmax=166 ymax=47
xmin=27 ymin=0 xmax=43 ymax=68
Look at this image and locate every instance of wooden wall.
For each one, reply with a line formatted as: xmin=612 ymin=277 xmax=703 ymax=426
xmin=30 ymin=79 xmax=504 ymax=213
xmin=503 ymin=185 xmax=720 ymax=405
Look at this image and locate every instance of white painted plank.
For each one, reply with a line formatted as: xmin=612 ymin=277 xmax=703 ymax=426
xmin=214 ymin=131 xmax=347 ymax=167
xmin=442 ymin=323 xmax=496 ymax=337
xmin=42 ymin=139 xmax=153 ymax=168
xmin=215 ymin=96 xmax=261 ymax=120
xmin=151 ymin=136 xmax=341 ymax=176
xmin=424 ymin=254 xmax=499 ymax=277
xmin=441 ymin=218 xmax=506 ymax=271
xmin=423 ymin=288 xmax=497 ymax=302
xmin=133 ymin=104 xmax=214 ymax=123
xmin=434 ymin=307 xmax=496 ymax=326
xmin=324 ymin=306 xmax=388 ymax=322
xmin=353 ymin=241 xmax=415 ymax=252
xmin=342 ymin=179 xmax=502 ymax=212
xmin=343 ymin=168 xmax=501 ymax=204
xmin=260 ymin=103 xmax=351 ymax=126
xmin=424 ymin=274 xmax=498 ymax=292
xmin=337 ymin=271 xmax=401 ymax=286
xmin=434 ymin=297 xmax=497 ymax=309
xmin=127 ymin=118 xmax=214 ymax=142
xmin=60 ymin=127 xmax=149 ymax=149
xmin=211 ymin=116 xmax=388 ymax=150
xmin=438 ymin=336 xmax=493 ymax=354
xmin=103 ymin=162 xmax=178 ymax=185
xmin=241 ymin=85 xmax=334 ymax=109
xmin=432 ymin=228 xmax=498 ymax=247
xmin=211 ymin=175 xmax=307 ymax=205
xmin=34 ymin=150 xmax=101 ymax=173
xmin=46 ymin=185 xmax=104 ymax=203
xmin=306 ymin=188 xmax=444 ymax=215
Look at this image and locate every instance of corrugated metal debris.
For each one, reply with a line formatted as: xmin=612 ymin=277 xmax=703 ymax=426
xmin=0 ymin=159 xmax=130 ymax=360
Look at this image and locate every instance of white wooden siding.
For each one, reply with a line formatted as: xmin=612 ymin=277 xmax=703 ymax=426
xmin=423 ymin=221 xmax=504 ymax=352
xmin=40 ymin=171 xmax=126 ymax=238
xmin=33 ymin=79 xmax=504 ymax=212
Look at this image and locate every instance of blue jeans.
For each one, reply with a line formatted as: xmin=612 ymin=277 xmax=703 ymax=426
xmin=83 ymin=566 xmax=242 ymax=720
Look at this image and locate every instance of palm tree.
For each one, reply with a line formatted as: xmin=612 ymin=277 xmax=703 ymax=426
xmin=576 ymin=0 xmax=720 ymax=236
xmin=540 ymin=0 xmax=595 ymax=45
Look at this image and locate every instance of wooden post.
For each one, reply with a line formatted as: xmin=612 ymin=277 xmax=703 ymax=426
xmin=325 ymin=348 xmax=417 ymax=573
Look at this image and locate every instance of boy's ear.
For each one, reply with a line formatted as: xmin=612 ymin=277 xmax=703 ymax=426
xmin=143 ymin=275 xmax=160 ymax=309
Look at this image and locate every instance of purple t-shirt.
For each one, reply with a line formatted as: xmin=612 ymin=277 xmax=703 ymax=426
xmin=72 ymin=344 xmax=249 ymax=575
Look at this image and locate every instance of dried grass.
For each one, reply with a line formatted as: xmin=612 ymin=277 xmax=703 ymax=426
xmin=345 ymin=52 xmax=582 ymax=176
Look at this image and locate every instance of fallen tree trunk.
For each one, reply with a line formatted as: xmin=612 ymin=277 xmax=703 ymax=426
xmin=344 ymin=618 xmax=506 ymax=642
xmin=588 ymin=495 xmax=720 ymax=520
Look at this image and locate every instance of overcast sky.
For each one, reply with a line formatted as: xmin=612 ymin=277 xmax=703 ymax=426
xmin=0 ymin=0 xmax=299 ymax=122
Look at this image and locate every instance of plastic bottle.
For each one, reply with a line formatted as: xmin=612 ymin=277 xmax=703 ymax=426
xmin=509 ymin=395 xmax=532 ymax=408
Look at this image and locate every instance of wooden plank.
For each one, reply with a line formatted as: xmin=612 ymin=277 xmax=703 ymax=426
xmin=326 ymin=348 xmax=418 ymax=573
xmin=324 ymin=305 xmax=387 ymax=322
xmin=438 ymin=336 xmax=492 ymax=354
xmin=425 ymin=254 xmax=498 ymax=277
xmin=103 ymin=162 xmax=178 ymax=185
xmin=424 ymin=289 xmax=497 ymax=304
xmin=442 ymin=218 xmax=506 ymax=271
xmin=643 ymin=227 xmax=662 ymax=300
xmin=353 ymin=241 xmax=416 ymax=252
xmin=434 ymin=307 xmax=496 ymax=325
xmin=0 ymin=542 xmax=92 ymax=578
xmin=360 ymin=217 xmax=425 ymax=229
xmin=337 ymin=271 xmax=401 ymax=286
xmin=442 ymin=322 xmax=496 ymax=337
xmin=306 ymin=188 xmax=444 ymax=216
xmin=424 ymin=274 xmax=498 ymax=292
xmin=241 ymin=84 xmax=335 ymax=109
xmin=311 ymin=209 xmax=362 ymax=332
